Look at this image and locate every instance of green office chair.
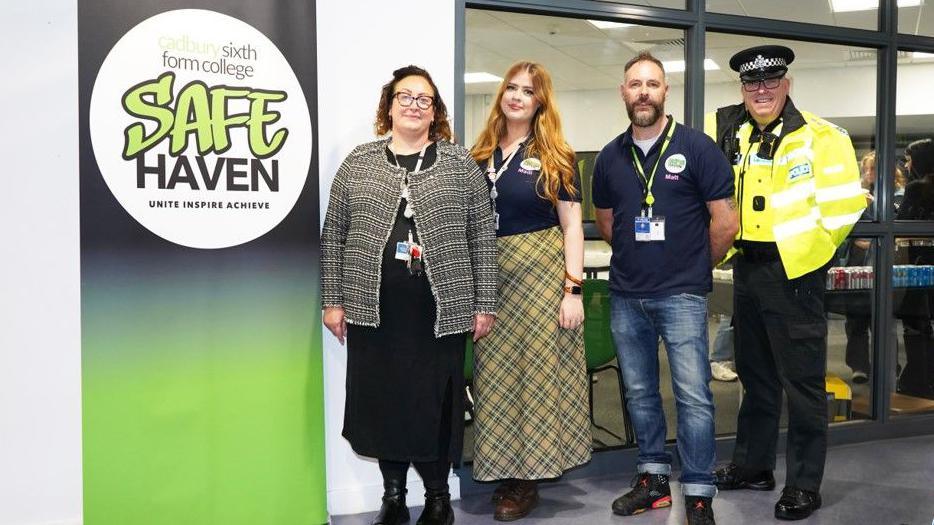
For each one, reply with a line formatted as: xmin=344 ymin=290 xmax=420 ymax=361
xmin=583 ymin=278 xmax=634 ymax=446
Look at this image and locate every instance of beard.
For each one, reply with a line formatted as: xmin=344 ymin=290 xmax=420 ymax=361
xmin=625 ymin=98 xmax=664 ymax=127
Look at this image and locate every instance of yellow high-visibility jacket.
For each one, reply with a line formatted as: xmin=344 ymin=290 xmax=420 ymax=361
xmin=705 ymin=99 xmax=866 ymax=279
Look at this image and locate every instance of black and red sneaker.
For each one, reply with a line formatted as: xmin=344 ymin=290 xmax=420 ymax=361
xmin=611 ymin=473 xmax=672 ymax=516
xmin=685 ymin=496 xmax=716 ymax=525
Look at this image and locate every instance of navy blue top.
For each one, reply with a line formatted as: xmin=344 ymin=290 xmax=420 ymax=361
xmin=592 ymin=118 xmax=734 ymax=297
xmin=480 ymin=143 xmax=582 ymax=237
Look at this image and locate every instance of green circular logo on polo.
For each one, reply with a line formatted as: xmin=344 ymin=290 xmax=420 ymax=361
xmin=665 ymin=154 xmax=686 ymax=174
xmin=520 ymin=158 xmax=542 ymax=171
xmin=90 ymin=9 xmax=311 ymax=249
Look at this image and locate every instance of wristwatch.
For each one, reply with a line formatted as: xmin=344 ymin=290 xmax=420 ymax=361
xmin=563 ymin=285 xmax=582 ymax=295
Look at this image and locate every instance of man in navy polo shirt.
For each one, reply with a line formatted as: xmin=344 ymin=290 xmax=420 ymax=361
xmin=593 ymin=51 xmax=738 ymax=525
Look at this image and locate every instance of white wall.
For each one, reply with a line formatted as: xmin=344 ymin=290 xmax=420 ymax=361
xmin=0 ymin=2 xmax=83 ymax=525
xmin=317 ymin=0 xmax=458 ymax=517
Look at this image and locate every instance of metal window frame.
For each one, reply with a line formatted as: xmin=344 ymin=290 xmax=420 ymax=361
xmin=455 ymin=0 xmax=934 ymax=452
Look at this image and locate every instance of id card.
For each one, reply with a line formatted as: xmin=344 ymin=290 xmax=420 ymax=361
xmin=635 ymin=216 xmax=651 ymax=242
xmin=395 ymin=241 xmax=411 ymax=261
xmin=650 ymin=216 xmax=665 ymax=241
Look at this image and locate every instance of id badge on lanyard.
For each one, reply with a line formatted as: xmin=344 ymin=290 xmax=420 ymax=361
xmin=487 ymin=137 xmax=527 ymax=231
xmin=635 ymin=216 xmax=651 ymax=241
xmin=394 ymin=230 xmax=424 ymax=276
xmin=631 ymin=120 xmax=675 ymax=243
xmin=649 ymin=216 xmax=665 ymax=241
xmin=634 ymin=208 xmax=666 ymax=242
xmin=390 ymin=142 xmax=429 ymax=276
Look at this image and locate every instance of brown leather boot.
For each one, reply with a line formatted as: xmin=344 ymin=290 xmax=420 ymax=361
xmin=491 ymin=479 xmax=518 ymax=503
xmin=494 ymin=480 xmax=538 ymax=521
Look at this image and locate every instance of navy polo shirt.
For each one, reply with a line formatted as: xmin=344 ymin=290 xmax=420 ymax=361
xmin=592 ymin=118 xmax=734 ymax=298
xmin=481 ymin=143 xmax=582 ymax=237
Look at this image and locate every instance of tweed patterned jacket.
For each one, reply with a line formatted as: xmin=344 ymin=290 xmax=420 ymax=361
xmin=321 ymin=138 xmax=497 ymax=337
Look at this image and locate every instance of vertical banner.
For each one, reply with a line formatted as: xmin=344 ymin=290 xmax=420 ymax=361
xmin=79 ymin=2 xmax=325 ymax=524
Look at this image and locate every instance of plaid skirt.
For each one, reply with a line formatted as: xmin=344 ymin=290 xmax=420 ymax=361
xmin=472 ymin=226 xmax=591 ymax=481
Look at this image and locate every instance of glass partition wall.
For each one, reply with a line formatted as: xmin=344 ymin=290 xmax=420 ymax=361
xmin=462 ymin=0 xmax=934 ymax=458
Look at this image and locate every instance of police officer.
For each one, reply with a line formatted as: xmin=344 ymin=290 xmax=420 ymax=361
xmin=705 ymin=46 xmax=866 ymax=521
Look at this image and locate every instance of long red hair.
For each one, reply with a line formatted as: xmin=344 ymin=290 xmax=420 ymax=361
xmin=470 ymin=61 xmax=577 ymax=205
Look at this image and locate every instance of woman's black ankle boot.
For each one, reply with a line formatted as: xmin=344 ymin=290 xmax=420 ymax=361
xmin=372 ymin=477 xmax=409 ymax=525
xmin=416 ymin=487 xmax=453 ymax=525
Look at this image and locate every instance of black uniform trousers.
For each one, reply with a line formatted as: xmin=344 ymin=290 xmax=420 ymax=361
xmin=732 ymin=253 xmax=829 ymax=493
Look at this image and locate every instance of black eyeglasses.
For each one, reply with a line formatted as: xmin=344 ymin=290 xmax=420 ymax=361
xmin=393 ymin=92 xmax=434 ymax=110
xmin=742 ymin=78 xmax=782 ymax=92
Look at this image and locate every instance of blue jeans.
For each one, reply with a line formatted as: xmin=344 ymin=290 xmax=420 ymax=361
xmin=710 ymin=315 xmax=734 ymax=363
xmin=610 ymin=292 xmax=717 ymax=497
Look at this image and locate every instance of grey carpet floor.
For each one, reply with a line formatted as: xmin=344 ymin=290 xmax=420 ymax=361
xmin=332 ymin=434 xmax=934 ymax=524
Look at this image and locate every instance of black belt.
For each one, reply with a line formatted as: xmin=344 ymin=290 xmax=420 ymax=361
xmin=736 ymin=241 xmax=781 ymax=263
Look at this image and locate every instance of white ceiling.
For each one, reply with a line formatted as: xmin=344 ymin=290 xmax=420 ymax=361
xmin=572 ymin=0 xmax=933 ymax=31
xmin=709 ymin=0 xmax=934 ymax=34
xmin=465 ymin=3 xmax=934 ymax=95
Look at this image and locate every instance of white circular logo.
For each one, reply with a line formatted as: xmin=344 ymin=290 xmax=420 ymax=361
xmin=90 ymin=9 xmax=311 ymax=249
xmin=664 ymin=153 xmax=687 ymax=174
xmin=520 ymin=157 xmax=542 ymax=171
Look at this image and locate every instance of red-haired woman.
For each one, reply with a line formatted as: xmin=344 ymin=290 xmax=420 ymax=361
xmin=470 ymin=61 xmax=591 ymax=521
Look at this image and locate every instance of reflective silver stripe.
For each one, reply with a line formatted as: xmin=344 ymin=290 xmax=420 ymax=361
xmin=816 ymin=181 xmax=863 ymax=203
xmin=776 ymin=144 xmax=814 ymax=165
xmin=822 ymin=209 xmax=864 ymax=230
xmin=823 ymin=164 xmax=845 ymax=175
xmin=773 ymin=207 xmax=821 ymax=241
xmin=772 ymin=180 xmax=815 ymax=208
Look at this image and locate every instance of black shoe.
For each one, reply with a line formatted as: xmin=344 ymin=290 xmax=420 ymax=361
xmin=416 ymin=489 xmax=454 ymax=525
xmin=896 ymin=377 xmax=934 ymax=399
xmin=774 ymin=487 xmax=821 ymax=521
xmin=685 ymin=496 xmax=716 ymax=525
xmin=611 ymin=472 xmax=672 ymax=516
xmin=372 ymin=479 xmax=409 ymax=525
xmin=713 ymin=463 xmax=775 ymax=491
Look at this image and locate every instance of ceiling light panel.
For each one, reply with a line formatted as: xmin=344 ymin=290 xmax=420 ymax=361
xmin=661 ymin=59 xmax=720 ymax=73
xmin=831 ymin=0 xmax=921 ymax=13
xmin=588 ymin=19 xmax=634 ymax=30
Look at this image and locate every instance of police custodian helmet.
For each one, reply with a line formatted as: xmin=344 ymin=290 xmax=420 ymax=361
xmin=729 ymin=45 xmax=795 ymax=82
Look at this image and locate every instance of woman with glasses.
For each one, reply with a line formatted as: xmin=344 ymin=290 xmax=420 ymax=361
xmin=469 ymin=61 xmax=591 ymax=522
xmin=321 ymin=65 xmax=497 ymax=525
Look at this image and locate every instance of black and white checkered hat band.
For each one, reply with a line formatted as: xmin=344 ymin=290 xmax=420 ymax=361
xmin=739 ymin=55 xmax=787 ymax=73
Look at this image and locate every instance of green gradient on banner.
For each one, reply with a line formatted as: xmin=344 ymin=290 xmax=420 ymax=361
xmin=82 ymin=264 xmax=326 ymax=525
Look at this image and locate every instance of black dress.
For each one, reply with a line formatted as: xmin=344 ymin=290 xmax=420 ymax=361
xmin=342 ymin=143 xmax=467 ymax=463
xmin=894 ymin=178 xmax=934 ymax=396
